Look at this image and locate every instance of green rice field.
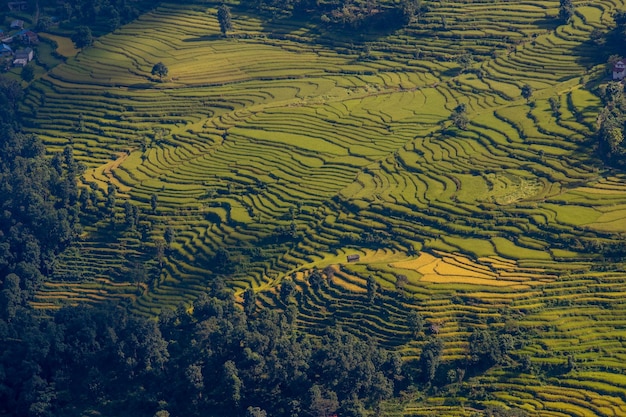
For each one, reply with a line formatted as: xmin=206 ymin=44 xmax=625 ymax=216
xmin=22 ymin=0 xmax=626 ymax=415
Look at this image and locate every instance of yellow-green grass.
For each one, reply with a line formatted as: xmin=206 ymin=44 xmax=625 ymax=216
xmin=39 ymin=33 xmax=80 ymax=58
xmin=24 ymin=1 xmax=626 ymax=413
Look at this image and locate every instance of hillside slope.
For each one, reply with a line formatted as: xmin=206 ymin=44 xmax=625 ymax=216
xmin=20 ymin=0 xmax=626 ymax=414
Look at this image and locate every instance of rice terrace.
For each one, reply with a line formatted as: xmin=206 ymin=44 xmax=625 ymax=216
xmin=8 ymin=0 xmax=626 ymax=414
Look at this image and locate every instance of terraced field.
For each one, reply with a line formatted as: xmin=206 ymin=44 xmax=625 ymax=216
xmin=22 ymin=0 xmax=626 ymax=414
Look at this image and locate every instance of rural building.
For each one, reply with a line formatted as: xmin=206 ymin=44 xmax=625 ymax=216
xmin=8 ymin=2 xmax=28 ymax=12
xmin=347 ymin=254 xmax=360 ymax=262
xmin=13 ymin=47 xmax=33 ymax=66
xmin=21 ymin=31 xmax=38 ymax=44
xmin=10 ymin=20 xmax=24 ymax=30
xmin=0 ymin=44 xmax=12 ymax=57
xmin=613 ymin=59 xmax=626 ymax=80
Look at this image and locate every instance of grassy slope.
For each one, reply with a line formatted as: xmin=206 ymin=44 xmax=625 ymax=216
xmin=21 ymin=0 xmax=626 ymax=414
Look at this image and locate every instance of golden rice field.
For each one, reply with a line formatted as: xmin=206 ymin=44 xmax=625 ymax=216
xmin=22 ymin=0 xmax=626 ymax=414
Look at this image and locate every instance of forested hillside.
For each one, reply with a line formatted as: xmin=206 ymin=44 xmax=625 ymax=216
xmin=2 ymin=0 xmax=626 ymax=415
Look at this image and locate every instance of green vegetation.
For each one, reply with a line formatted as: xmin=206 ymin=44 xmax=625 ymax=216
xmin=151 ymin=61 xmax=169 ymax=81
xmin=3 ymin=0 xmax=626 ymax=415
xmin=217 ymin=4 xmax=233 ymax=36
xmin=0 ymin=295 xmax=401 ymax=417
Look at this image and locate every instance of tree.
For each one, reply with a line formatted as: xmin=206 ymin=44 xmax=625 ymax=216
xmin=106 ymin=183 xmax=117 ymax=212
xmin=419 ymin=337 xmax=443 ymax=382
xmin=309 ymin=269 xmax=323 ymax=289
xmin=308 ymin=385 xmax=339 ymax=417
xmin=246 ymin=407 xmax=267 ymax=417
xmin=521 ymin=84 xmax=533 ymax=102
xmin=366 ymin=275 xmax=378 ymax=303
xmin=223 ymin=360 xmax=243 ymax=407
xmin=603 ymin=80 xmax=623 ymax=103
xmin=124 ymin=201 xmax=139 ymax=229
xmin=151 ymin=62 xmax=168 ymax=81
xmin=71 ymin=26 xmax=93 ymax=48
xmin=151 ymin=238 xmax=164 ymax=267
xmin=559 ymin=0 xmax=575 ymax=23
xmin=468 ymin=329 xmax=514 ymax=369
xmin=456 ymin=52 xmax=474 ymax=73
xmin=21 ymin=65 xmax=35 ymax=82
xmin=36 ymin=16 xmax=53 ymax=32
xmin=243 ymin=287 xmax=256 ymax=316
xmin=217 ymin=4 xmax=233 ymax=36
xmin=150 ymin=193 xmax=158 ymax=213
xmin=213 ymin=247 xmax=232 ymax=273
xmin=395 ymin=274 xmax=408 ymax=293
xmin=1 ymin=273 xmax=21 ymax=321
xmin=450 ymin=103 xmax=469 ymax=130
xmin=280 ymin=278 xmax=296 ymax=303
xmin=129 ymin=262 xmax=148 ymax=293
xmin=407 ymin=310 xmax=424 ymax=338
xmin=400 ymin=0 xmax=428 ymax=24
xmin=548 ymin=96 xmax=562 ymax=119
xmin=164 ymin=226 xmax=175 ymax=249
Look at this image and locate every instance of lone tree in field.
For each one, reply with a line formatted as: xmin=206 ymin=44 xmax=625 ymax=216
xmin=151 ymin=62 xmax=168 ymax=81
xmin=559 ymin=0 xmax=575 ymax=23
xmin=521 ymin=84 xmax=533 ymax=102
xmin=450 ymin=103 xmax=469 ymax=130
xmin=217 ymin=4 xmax=233 ymax=36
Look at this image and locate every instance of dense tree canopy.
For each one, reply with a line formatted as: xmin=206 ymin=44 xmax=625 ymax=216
xmin=51 ymin=0 xmax=154 ymax=33
xmin=0 ymin=77 xmax=80 ymax=300
xmin=0 ymin=295 xmax=402 ymax=417
xmin=71 ymin=25 xmax=93 ymax=48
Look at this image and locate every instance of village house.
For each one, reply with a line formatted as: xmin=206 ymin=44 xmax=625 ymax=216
xmin=0 ymin=29 xmax=13 ymax=43
xmin=8 ymin=2 xmax=28 ymax=12
xmin=19 ymin=30 xmax=38 ymax=45
xmin=347 ymin=254 xmax=360 ymax=262
xmin=613 ymin=58 xmax=626 ymax=80
xmin=10 ymin=20 xmax=24 ymax=30
xmin=13 ymin=47 xmax=33 ymax=66
xmin=0 ymin=44 xmax=12 ymax=57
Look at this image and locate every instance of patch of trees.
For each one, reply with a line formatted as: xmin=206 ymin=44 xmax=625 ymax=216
xmin=559 ymin=0 xmax=575 ymax=23
xmin=0 ymin=76 xmax=81 ymax=300
xmin=597 ymin=80 xmax=626 ymax=167
xmin=0 ymin=293 xmax=402 ymax=417
xmin=242 ymin=0 xmax=427 ymax=31
xmin=71 ymin=26 xmax=94 ymax=48
xmin=50 ymin=0 xmax=156 ymax=33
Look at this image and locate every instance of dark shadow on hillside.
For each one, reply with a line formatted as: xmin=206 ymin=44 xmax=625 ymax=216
xmin=440 ymin=67 xmax=461 ymax=79
xmin=571 ymin=27 xmax=626 ymax=71
xmin=571 ymin=38 xmax=610 ymax=70
xmin=183 ymin=34 xmax=224 ymax=42
xmin=531 ymin=17 xmax=561 ymax=31
xmin=127 ymin=83 xmax=157 ymax=89
xmin=228 ymin=3 xmax=412 ymax=50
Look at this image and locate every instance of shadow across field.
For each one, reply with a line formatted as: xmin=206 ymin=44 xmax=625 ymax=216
xmin=183 ymin=34 xmax=224 ymax=42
